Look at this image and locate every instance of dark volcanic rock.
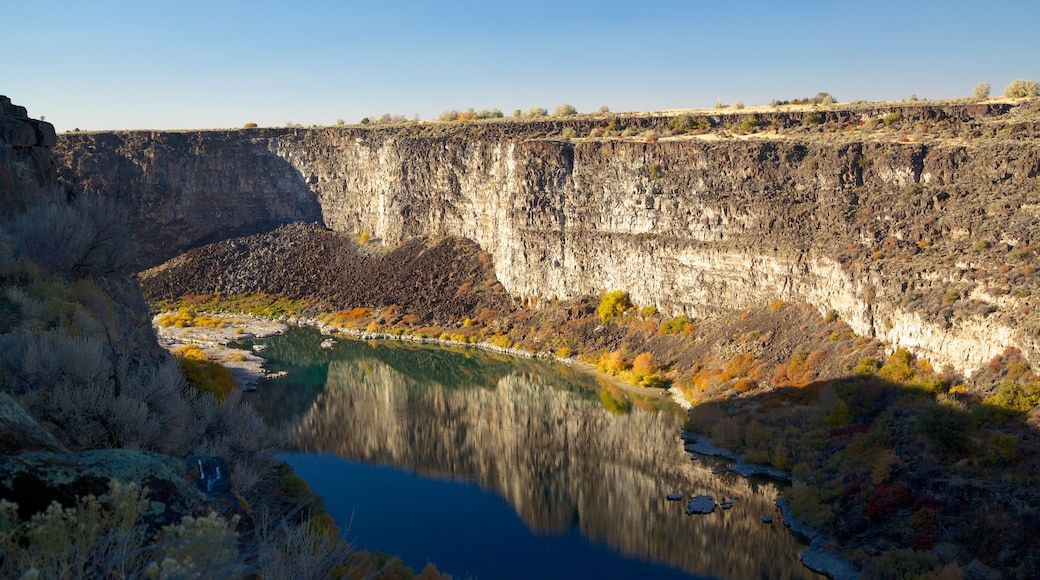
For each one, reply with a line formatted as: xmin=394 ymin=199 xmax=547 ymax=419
xmin=138 ymin=223 xmax=516 ymax=323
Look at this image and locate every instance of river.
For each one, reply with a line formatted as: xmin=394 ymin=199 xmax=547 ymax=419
xmin=243 ymin=327 xmax=819 ymax=579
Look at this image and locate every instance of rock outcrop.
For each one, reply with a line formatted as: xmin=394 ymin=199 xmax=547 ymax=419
xmin=54 ymin=102 xmax=1040 ymax=375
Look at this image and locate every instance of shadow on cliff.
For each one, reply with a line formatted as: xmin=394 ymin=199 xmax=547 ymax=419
xmin=685 ymin=371 xmax=1040 ymax=576
xmin=56 ymin=131 xmax=324 ymax=268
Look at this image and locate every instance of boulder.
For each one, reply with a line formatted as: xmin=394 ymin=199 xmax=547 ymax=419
xmin=0 ymin=392 xmax=69 ymax=454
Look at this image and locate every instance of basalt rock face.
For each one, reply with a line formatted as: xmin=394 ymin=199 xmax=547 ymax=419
xmin=1 ymin=95 xmax=60 ymax=207
xmin=54 ymin=129 xmax=324 ymax=267
xmin=56 ymin=102 xmax=1040 ymax=374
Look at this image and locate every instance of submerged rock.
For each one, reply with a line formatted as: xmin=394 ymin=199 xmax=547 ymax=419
xmin=799 ymin=545 xmax=859 ymax=580
xmin=666 ymin=493 xmax=683 ymax=501
xmin=686 ymin=495 xmax=717 ymax=515
xmin=683 ymin=435 xmax=736 ymax=459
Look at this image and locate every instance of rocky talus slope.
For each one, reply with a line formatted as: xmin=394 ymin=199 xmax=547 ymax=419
xmin=57 ymin=101 xmax=1040 ymax=377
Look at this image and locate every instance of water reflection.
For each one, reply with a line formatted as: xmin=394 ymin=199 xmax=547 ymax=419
xmin=245 ymin=329 xmax=818 ymax=579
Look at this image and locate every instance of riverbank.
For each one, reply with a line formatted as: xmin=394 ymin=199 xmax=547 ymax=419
xmin=152 ymin=313 xmax=289 ymax=389
xmin=153 ymin=311 xmax=679 ymax=407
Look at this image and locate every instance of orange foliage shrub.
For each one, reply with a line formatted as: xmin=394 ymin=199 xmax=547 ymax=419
xmin=632 ymin=352 xmax=658 ymax=376
xmin=806 ymin=349 xmax=828 ymax=368
xmin=477 ymin=309 xmax=498 ymax=323
xmin=601 ymin=350 xmax=627 ymax=374
xmin=456 ymin=281 xmax=473 ymax=295
xmin=347 ymin=307 xmax=372 ymax=320
xmin=399 ymin=314 xmax=419 ymax=325
xmin=733 ymin=378 xmax=757 ymax=392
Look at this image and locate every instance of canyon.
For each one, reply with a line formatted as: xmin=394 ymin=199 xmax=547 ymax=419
xmin=55 ymin=101 xmax=1040 ymax=377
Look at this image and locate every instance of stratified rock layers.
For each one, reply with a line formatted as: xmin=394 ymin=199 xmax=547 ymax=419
xmin=55 ymin=106 xmax=1040 ymax=374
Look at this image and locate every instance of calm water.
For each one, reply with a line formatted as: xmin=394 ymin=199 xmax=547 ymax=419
xmin=244 ymin=327 xmax=818 ymax=580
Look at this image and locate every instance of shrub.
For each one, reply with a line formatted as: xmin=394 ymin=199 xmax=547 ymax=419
xmin=812 ymin=92 xmax=836 ymax=105
xmin=597 ymin=290 xmax=631 ymax=323
xmin=598 ymin=105 xmax=610 ymax=114
xmin=732 ymin=99 xmax=744 ymax=110
xmin=973 ymin=82 xmax=991 ymax=99
xmin=632 ymin=352 xmax=658 ymax=377
xmin=647 ymin=163 xmax=664 ymax=180
xmin=736 ymin=117 xmax=759 ymax=133
xmin=522 ymin=106 xmax=548 ymax=118
xmin=488 ymin=334 xmax=512 ymax=348
xmin=174 ymin=345 xmax=238 ymax=400
xmin=243 ymin=122 xmax=258 ymax=128
xmin=640 ymin=305 xmax=658 ymax=317
xmin=853 ymin=357 xmax=878 ymax=376
xmin=12 ymin=198 xmax=133 ymax=278
xmin=555 ymin=346 xmax=571 ymax=358
xmin=802 ymin=111 xmax=823 ymax=126
xmin=660 ymin=314 xmax=692 ymax=334
xmin=1004 ymin=79 xmax=1040 ymax=98
xmin=599 ymin=350 xmax=627 ymax=374
xmin=553 ymin=103 xmax=577 ymax=117
xmin=560 ymin=127 xmax=577 ymax=139
xmin=882 ymin=113 xmax=901 ymax=126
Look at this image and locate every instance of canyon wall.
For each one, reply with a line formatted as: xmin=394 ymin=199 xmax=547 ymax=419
xmin=55 ymin=103 xmax=1040 ymax=374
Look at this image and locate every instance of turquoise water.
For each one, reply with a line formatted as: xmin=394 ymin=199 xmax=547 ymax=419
xmin=244 ymin=327 xmax=818 ymax=579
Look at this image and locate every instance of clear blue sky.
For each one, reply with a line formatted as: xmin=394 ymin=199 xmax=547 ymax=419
xmin=6 ymin=0 xmax=1039 ymax=132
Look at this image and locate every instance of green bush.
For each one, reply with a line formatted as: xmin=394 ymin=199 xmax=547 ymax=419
xmin=882 ymin=113 xmax=901 ymax=126
xmin=553 ymin=103 xmax=578 ymax=117
xmin=812 ymin=92 xmax=836 ymax=105
xmin=660 ymin=315 xmax=692 ymax=334
xmin=1004 ymin=79 xmax=1040 ymax=98
xmin=597 ymin=290 xmax=631 ymax=323
xmin=736 ymin=117 xmax=759 ymax=133
xmin=667 ymin=115 xmax=711 ymax=133
xmin=802 ymin=111 xmax=823 ymax=126
xmin=647 ymin=163 xmax=664 ymax=180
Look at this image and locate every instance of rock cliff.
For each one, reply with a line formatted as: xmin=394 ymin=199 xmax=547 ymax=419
xmin=55 ymin=101 xmax=1040 ymax=375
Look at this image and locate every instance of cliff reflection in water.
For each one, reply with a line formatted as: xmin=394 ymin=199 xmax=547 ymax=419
xmin=249 ymin=329 xmax=816 ymax=579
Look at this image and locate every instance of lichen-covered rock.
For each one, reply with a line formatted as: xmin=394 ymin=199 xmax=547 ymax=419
xmin=0 ymin=449 xmax=253 ymax=537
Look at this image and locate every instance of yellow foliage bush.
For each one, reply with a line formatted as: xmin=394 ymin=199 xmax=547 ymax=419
xmin=597 ymin=290 xmax=631 ymax=323
xmin=173 ymin=345 xmax=237 ymax=400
